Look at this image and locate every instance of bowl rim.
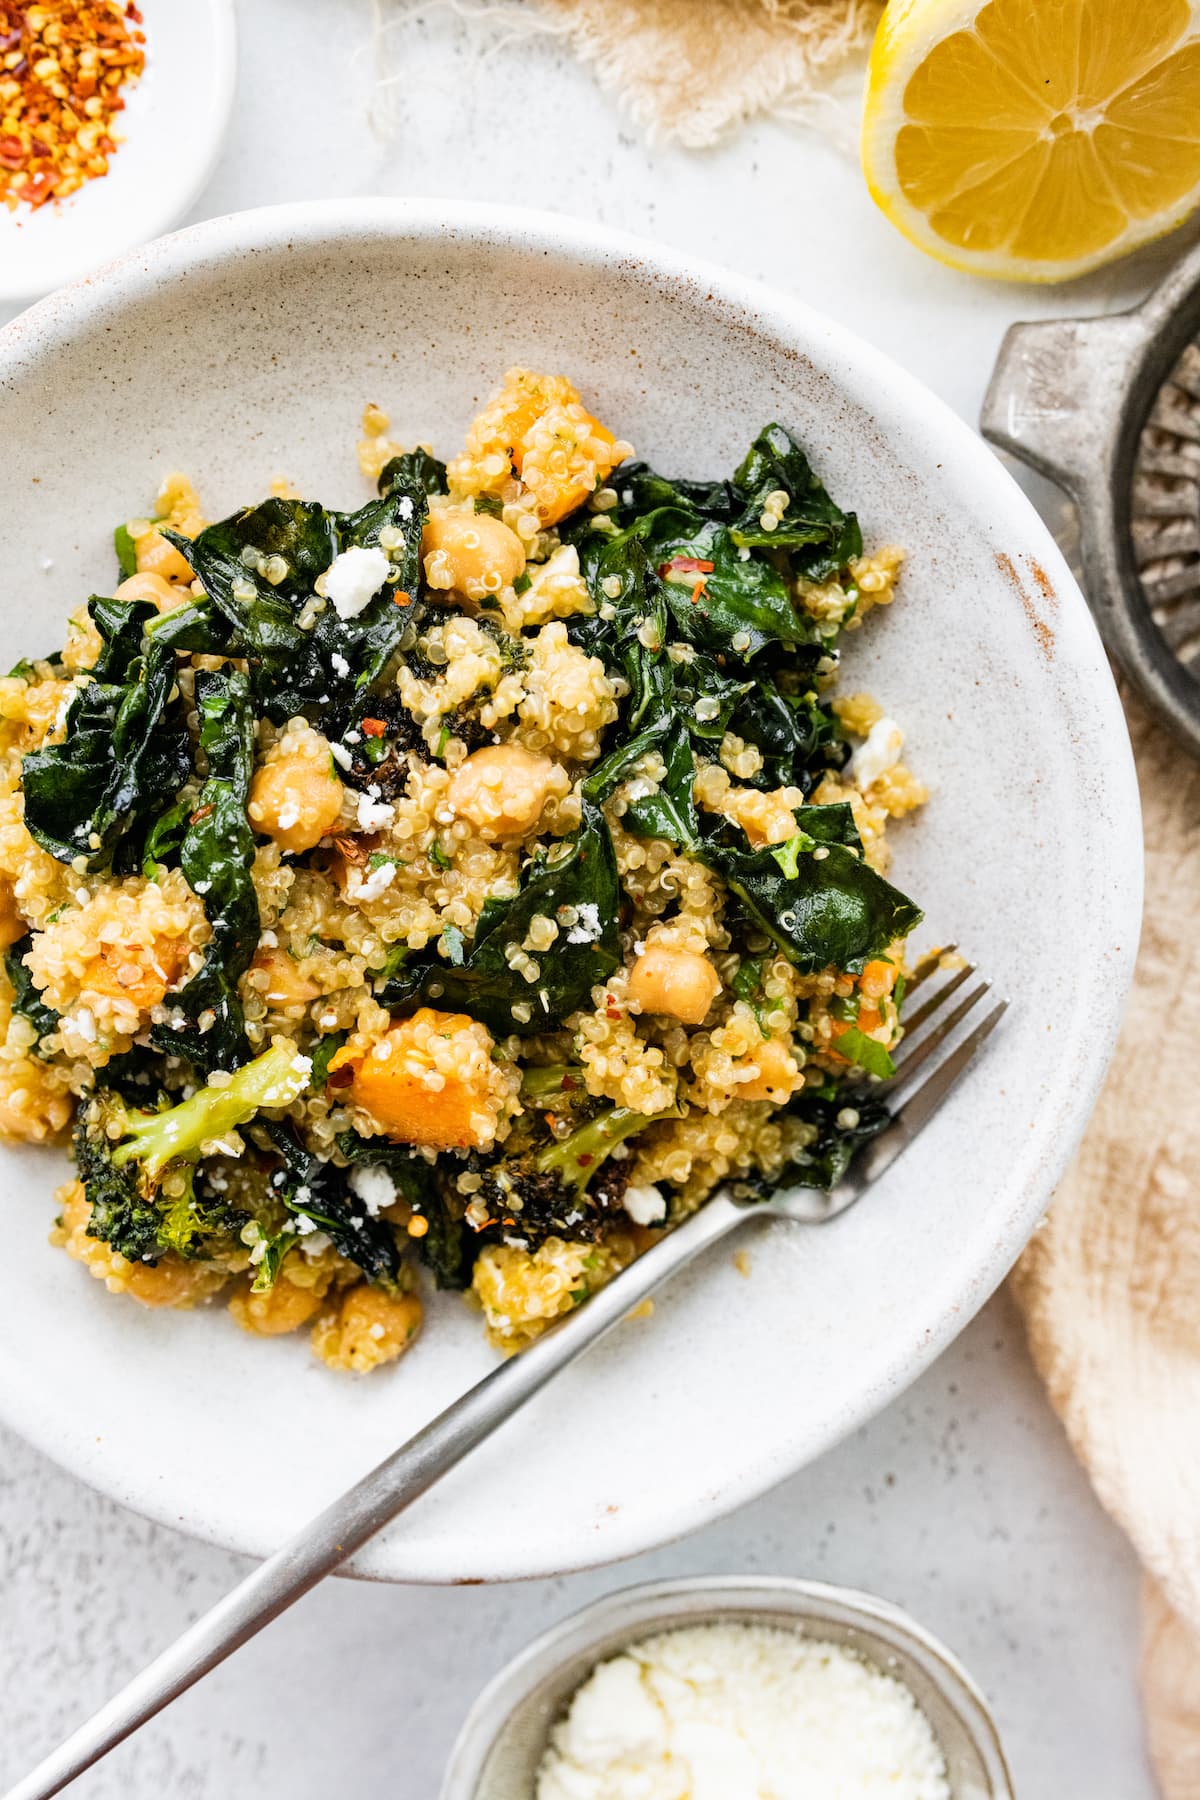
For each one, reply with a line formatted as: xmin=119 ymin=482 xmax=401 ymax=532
xmin=0 ymin=199 xmax=1143 ymax=1580
xmin=0 ymin=0 xmax=237 ymax=305
xmin=440 ymin=1573 xmax=1017 ymax=1798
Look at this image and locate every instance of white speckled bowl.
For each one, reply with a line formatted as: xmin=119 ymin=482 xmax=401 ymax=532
xmin=0 ymin=201 xmax=1141 ymax=1582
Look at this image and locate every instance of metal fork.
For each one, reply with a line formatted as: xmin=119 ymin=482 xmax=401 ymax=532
xmin=5 ymin=963 xmax=1006 ymax=1800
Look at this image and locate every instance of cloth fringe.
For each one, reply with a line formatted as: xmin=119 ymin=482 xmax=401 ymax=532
xmin=371 ymin=0 xmax=879 ymax=147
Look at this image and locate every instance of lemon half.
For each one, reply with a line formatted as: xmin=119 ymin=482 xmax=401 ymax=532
xmin=862 ymin=0 xmax=1200 ymax=282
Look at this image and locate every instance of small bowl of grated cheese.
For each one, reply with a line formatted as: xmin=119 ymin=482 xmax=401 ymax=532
xmin=441 ymin=1577 xmax=1013 ymax=1800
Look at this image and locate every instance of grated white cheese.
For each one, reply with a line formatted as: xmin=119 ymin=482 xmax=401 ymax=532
xmin=536 ymin=1623 xmax=950 ymax=1800
xmin=348 ymin=1164 xmax=395 ymax=1218
xmin=849 ymin=716 xmax=904 ymax=792
xmin=323 ymin=545 xmax=391 ymax=621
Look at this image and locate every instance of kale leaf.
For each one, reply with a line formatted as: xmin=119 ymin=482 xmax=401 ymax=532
xmin=155 ymin=483 xmax=428 ymax=723
xmin=3 ymin=934 xmax=59 ymax=1055
xmin=729 ymin=423 xmax=862 ymax=578
xmin=336 ymin=1130 xmax=471 ymax=1289
xmin=257 ymin=1121 xmax=402 ymax=1288
xmin=725 ymin=678 xmax=846 ymax=795
xmin=708 ymin=805 xmax=922 ymax=973
xmin=149 ymin=672 xmax=259 ymax=1073
xmin=748 ymin=1086 xmax=891 ymax=1193
xmin=379 ymin=798 xmax=622 ymax=1034
xmin=21 ymin=598 xmax=191 ymax=872
xmin=379 ymin=449 xmax=448 ymax=497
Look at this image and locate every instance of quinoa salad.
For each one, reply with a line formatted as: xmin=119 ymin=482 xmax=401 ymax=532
xmin=0 ymin=369 xmax=927 ymax=1374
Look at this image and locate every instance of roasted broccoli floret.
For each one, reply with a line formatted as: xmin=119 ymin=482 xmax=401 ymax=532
xmin=78 ymin=1041 xmax=313 ymax=1265
xmin=475 ymin=1101 xmax=655 ymax=1247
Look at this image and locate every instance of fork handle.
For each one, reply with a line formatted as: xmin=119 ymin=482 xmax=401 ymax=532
xmin=6 ymin=1191 xmax=746 ymax=1800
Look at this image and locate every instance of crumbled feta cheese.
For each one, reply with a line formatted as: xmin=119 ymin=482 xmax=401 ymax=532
xmin=849 ymin=716 xmax=904 ymax=792
xmin=330 ymin=651 xmax=351 ymax=678
xmin=300 ymin=1229 xmax=332 ymax=1258
xmin=356 ymin=791 xmax=396 ymax=832
xmin=330 ymin=741 xmax=354 ymax=771
xmin=347 ymin=860 xmax=396 ymax=902
xmin=566 ymin=902 xmax=603 ymax=945
xmin=348 ymin=1164 xmax=396 ymax=1218
xmin=293 ymin=1213 xmax=317 ymax=1235
xmin=276 ymin=801 xmax=300 ymax=831
xmin=622 ymin=1182 xmax=666 ymax=1226
xmin=323 ymin=545 xmax=391 ymax=621
xmin=73 ymin=1006 xmax=97 ymax=1044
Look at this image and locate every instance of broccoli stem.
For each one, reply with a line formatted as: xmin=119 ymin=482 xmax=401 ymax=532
xmin=112 ymin=1041 xmax=312 ymax=1179
xmin=534 ymin=1106 xmax=649 ymax=1197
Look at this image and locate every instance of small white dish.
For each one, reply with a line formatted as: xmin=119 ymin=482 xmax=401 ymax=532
xmin=441 ymin=1576 xmax=1015 ymax=1798
xmin=0 ymin=200 xmax=1142 ymax=1582
xmin=0 ymin=0 xmax=235 ymax=305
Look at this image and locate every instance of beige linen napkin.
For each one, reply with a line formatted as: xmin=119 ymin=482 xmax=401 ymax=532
xmin=1011 ymin=687 xmax=1200 ymax=1798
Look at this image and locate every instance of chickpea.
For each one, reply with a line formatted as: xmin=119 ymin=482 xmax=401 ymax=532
xmin=446 ymin=743 xmax=555 ymax=839
xmin=422 ymin=508 xmax=526 ymax=602
xmin=248 ymin=731 xmax=343 ymax=854
xmin=311 ymin=1284 xmax=423 ymax=1373
xmin=230 ymin=1274 xmax=325 ymax=1337
xmin=250 ymin=945 xmax=322 ymax=1008
xmin=628 ymin=942 xmax=721 ymax=1025
xmin=135 ymin=528 xmax=195 ymax=585
xmin=114 ymin=571 xmax=187 ymax=613
xmin=738 ymin=1038 xmax=803 ymax=1105
xmin=122 ymin=1255 xmax=220 ymax=1310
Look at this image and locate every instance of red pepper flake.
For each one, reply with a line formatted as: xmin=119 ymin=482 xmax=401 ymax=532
xmin=0 ymin=1 xmax=147 ymax=214
xmin=658 ymin=557 xmax=714 ymax=579
xmin=188 ymin=803 xmax=214 ymax=824
xmin=689 ymin=576 xmax=708 ymax=606
xmin=392 ymin=589 xmax=411 ymax=608
xmin=576 ymin=1153 xmax=594 ymax=1167
xmin=361 ymin=717 xmax=387 ymax=737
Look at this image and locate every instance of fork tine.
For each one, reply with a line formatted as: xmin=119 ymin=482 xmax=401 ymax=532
xmin=897 ymin=960 xmax=975 ymax=1037
xmin=901 ymin=946 xmax=958 ymax=999
xmin=889 ymin=978 xmax=991 ymax=1083
xmin=855 ymin=1000 xmax=1009 ymax=1188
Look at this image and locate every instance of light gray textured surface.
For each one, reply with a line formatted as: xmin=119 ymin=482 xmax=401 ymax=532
xmin=0 ymin=0 xmax=1165 ymax=1794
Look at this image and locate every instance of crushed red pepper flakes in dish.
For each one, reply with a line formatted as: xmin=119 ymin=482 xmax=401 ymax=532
xmin=0 ymin=0 xmax=145 ymax=213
